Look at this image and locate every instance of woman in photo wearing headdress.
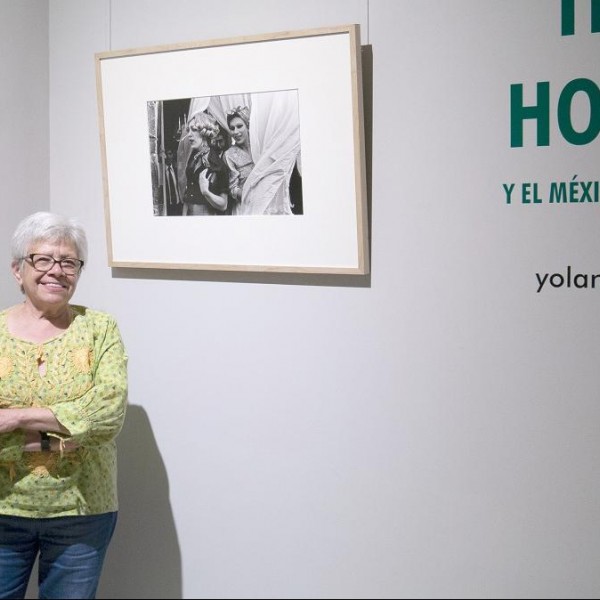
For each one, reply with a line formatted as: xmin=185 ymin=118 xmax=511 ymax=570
xmin=223 ymin=106 xmax=254 ymax=216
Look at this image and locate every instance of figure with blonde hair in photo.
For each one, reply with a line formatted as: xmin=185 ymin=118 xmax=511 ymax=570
xmin=182 ymin=111 xmax=230 ymax=216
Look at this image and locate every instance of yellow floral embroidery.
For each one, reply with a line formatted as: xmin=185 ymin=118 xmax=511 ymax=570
xmin=31 ymin=465 xmax=50 ymax=477
xmin=0 ymin=356 xmax=13 ymax=379
xmin=26 ymin=452 xmax=58 ymax=478
xmin=71 ymin=347 xmax=92 ymax=373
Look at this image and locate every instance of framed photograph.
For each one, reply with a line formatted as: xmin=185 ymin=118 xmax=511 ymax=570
xmin=95 ymin=24 xmax=368 ymax=274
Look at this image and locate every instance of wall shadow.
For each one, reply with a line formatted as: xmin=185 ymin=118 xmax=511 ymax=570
xmin=98 ymin=404 xmax=182 ymax=599
xmin=361 ymin=44 xmax=373 ymax=269
xmin=25 ymin=405 xmax=181 ymax=599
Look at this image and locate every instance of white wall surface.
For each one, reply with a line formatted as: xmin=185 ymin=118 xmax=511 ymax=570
xmin=0 ymin=0 xmax=48 ymax=308
xmin=17 ymin=0 xmax=600 ymax=598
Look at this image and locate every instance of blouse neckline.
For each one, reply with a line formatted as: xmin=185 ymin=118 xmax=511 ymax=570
xmin=0 ymin=305 xmax=76 ymax=346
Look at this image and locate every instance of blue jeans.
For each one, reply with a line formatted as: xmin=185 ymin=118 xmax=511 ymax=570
xmin=0 ymin=512 xmax=117 ymax=599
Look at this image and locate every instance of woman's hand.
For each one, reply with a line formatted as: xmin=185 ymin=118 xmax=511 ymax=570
xmin=198 ymin=169 xmax=211 ymax=194
xmin=23 ymin=429 xmax=79 ymax=453
xmin=198 ymin=171 xmax=227 ymax=211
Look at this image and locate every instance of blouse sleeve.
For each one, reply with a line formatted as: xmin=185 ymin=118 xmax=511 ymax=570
xmin=0 ymin=430 xmax=25 ymax=462
xmin=50 ymin=314 xmax=128 ymax=446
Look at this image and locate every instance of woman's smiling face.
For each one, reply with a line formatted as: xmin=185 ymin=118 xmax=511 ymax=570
xmin=229 ymin=116 xmax=249 ymax=146
xmin=13 ymin=239 xmax=81 ymax=310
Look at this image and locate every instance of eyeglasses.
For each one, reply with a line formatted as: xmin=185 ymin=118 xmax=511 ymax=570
xmin=24 ymin=254 xmax=84 ymax=275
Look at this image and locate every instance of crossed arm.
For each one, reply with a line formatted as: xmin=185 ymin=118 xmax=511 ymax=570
xmin=0 ymin=406 xmax=78 ymax=452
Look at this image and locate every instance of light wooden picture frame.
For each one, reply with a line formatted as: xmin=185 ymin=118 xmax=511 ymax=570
xmin=95 ymin=24 xmax=368 ymax=274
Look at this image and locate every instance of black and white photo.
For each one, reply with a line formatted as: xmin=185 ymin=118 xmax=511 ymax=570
xmin=147 ymin=91 xmax=303 ymax=218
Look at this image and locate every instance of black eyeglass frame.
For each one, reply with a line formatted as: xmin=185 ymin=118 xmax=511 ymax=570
xmin=23 ymin=253 xmax=85 ymax=275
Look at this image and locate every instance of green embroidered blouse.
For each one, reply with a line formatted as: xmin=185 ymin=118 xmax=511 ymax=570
xmin=0 ymin=305 xmax=128 ymax=517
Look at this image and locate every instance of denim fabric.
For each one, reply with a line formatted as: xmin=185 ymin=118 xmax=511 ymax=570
xmin=0 ymin=512 xmax=117 ymax=599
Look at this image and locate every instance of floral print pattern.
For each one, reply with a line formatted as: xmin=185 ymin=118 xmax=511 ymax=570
xmin=0 ymin=305 xmax=128 ymax=517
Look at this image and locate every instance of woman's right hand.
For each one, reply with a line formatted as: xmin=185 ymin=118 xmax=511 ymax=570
xmin=198 ymin=169 xmax=211 ymax=194
xmin=23 ymin=429 xmax=79 ymax=453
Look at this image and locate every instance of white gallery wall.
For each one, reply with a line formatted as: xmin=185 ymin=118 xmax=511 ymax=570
xmin=4 ymin=0 xmax=600 ymax=598
xmin=0 ymin=1 xmax=48 ymax=305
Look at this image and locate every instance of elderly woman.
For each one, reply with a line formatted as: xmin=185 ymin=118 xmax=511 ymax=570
xmin=0 ymin=212 xmax=128 ymax=599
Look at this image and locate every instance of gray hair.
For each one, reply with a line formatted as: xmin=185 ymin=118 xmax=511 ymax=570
xmin=11 ymin=211 xmax=88 ymax=269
